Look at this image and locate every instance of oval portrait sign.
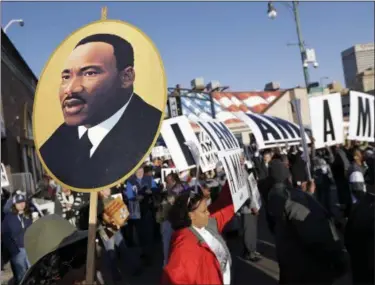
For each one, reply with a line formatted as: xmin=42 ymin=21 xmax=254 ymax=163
xmin=33 ymin=20 xmax=167 ymax=192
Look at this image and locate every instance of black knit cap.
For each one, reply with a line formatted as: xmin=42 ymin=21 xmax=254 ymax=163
xmin=269 ymin=159 xmax=290 ymax=184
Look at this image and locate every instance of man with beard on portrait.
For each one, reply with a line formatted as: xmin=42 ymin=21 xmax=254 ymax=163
xmin=40 ymin=33 xmax=161 ymax=189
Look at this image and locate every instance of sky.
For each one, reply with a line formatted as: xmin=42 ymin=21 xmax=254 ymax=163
xmin=2 ymin=1 xmax=374 ymax=91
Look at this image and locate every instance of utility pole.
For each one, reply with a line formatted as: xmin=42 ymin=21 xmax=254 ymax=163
xmin=292 ymin=1 xmax=310 ymax=90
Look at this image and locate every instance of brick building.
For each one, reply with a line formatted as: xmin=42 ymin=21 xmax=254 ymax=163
xmin=1 ymin=29 xmax=43 ymax=187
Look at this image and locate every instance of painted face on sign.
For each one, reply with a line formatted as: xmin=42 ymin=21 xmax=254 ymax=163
xmin=59 ymin=42 xmax=134 ymax=127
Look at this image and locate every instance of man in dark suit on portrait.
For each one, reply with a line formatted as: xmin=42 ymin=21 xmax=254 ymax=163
xmin=40 ymin=33 xmax=162 ymax=189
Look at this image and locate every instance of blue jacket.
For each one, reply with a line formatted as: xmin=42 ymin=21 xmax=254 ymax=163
xmin=1 ymin=212 xmax=32 ymax=257
xmin=125 ymin=175 xmax=157 ymax=200
xmin=125 ymin=175 xmax=158 ymax=216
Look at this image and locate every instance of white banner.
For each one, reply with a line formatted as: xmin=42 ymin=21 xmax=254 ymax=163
xmin=197 ymin=120 xmax=240 ymax=152
xmin=219 ymin=149 xmax=250 ymax=212
xmin=1 ymin=163 xmax=10 ymax=188
xmin=348 ymin=91 xmax=375 ymax=142
xmin=309 ymin=93 xmax=344 ymax=149
xmin=199 ymin=131 xmax=219 ymax=173
xmin=161 ymin=116 xmax=200 ymax=171
xmin=233 ymin=111 xmax=310 ymax=149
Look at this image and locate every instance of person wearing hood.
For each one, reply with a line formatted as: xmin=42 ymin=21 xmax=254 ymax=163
xmin=345 ymin=154 xmax=374 ymax=285
xmin=266 ymin=160 xmax=349 ymax=284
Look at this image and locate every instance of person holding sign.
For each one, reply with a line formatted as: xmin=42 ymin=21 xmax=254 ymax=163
xmin=38 ymin=33 xmax=163 ymax=190
xmin=162 ymin=182 xmax=234 ymax=285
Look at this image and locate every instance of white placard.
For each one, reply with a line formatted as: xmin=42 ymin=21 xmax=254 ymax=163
xmin=309 ymin=93 xmax=344 ymax=149
xmin=152 ymin=146 xmax=166 ymax=158
xmin=1 ymin=163 xmax=10 ymax=188
xmin=248 ymin=173 xmax=262 ymax=211
xmin=169 ymin=97 xmax=179 ymax=118
xmin=233 ymin=111 xmax=310 ymax=149
xmin=199 ymin=131 xmax=219 ymax=173
xmin=197 ymin=119 xmax=248 ymax=211
xmin=161 ymin=116 xmax=200 ymax=171
xmin=348 ymin=91 xmax=375 ymax=142
xmin=219 ymin=149 xmax=250 ymax=212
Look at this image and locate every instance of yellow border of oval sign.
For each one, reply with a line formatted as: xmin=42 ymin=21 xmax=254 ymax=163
xmin=33 ymin=19 xmax=167 ymax=193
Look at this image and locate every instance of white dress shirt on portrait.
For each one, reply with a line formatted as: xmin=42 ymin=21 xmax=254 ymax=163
xmin=78 ymin=93 xmax=134 ymax=157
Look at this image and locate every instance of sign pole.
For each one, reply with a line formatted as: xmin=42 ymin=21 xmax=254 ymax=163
xmin=85 ymin=192 xmax=98 ymax=284
xmin=291 ymin=98 xmax=312 ymax=181
xmin=84 ymin=8 xmax=107 ymax=285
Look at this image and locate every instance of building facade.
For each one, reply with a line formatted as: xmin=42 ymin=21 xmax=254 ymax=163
xmin=356 ymin=68 xmax=374 ymax=95
xmin=341 ymin=43 xmax=374 ymax=89
xmin=1 ymin=30 xmax=43 ymax=188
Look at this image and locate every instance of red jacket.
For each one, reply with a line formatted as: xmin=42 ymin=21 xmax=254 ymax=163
xmin=161 ymin=182 xmax=235 ymax=285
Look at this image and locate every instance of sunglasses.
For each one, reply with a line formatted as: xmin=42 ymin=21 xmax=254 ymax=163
xmin=186 ymin=191 xmax=204 ymax=212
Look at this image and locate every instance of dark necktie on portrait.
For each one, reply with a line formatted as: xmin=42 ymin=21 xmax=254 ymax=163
xmin=79 ymin=131 xmax=93 ymax=160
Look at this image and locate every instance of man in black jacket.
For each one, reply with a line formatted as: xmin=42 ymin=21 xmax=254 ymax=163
xmin=345 ymin=154 xmax=374 ymax=285
xmin=40 ymin=34 xmax=162 ymax=189
xmin=267 ymin=160 xmax=349 ymax=284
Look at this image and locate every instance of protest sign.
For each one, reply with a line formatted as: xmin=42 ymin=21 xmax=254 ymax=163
xmin=161 ymin=116 xmax=200 ymax=171
xmin=348 ymin=91 xmax=375 ymax=142
xmin=234 ymin=111 xmax=310 ymax=149
xmin=247 ymin=173 xmax=262 ymax=211
xmin=1 ymin=163 xmax=10 ymax=188
xmin=199 ymin=131 xmax=219 ymax=173
xmin=219 ymin=149 xmax=250 ymax=212
xmin=198 ymin=119 xmax=248 ymax=211
xmin=152 ymin=146 xmax=166 ymax=158
xmin=33 ymin=18 xmax=167 ymax=192
xmin=309 ymin=93 xmax=344 ymax=149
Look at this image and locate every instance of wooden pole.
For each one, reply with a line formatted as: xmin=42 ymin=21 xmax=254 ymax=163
xmin=101 ymin=6 xmax=108 ymax=20
xmin=85 ymin=8 xmax=107 ymax=285
xmin=85 ymin=192 xmax=98 ymax=284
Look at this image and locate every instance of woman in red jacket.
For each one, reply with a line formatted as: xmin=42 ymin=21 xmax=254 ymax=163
xmin=161 ymin=182 xmax=234 ymax=285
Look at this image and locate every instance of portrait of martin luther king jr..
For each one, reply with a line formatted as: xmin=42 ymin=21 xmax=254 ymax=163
xmin=40 ymin=33 xmax=162 ymax=189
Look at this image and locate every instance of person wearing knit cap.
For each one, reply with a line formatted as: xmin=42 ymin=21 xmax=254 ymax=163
xmin=266 ymin=160 xmax=349 ymax=284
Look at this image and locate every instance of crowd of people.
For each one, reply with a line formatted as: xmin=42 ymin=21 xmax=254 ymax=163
xmin=1 ymin=138 xmax=374 ymax=285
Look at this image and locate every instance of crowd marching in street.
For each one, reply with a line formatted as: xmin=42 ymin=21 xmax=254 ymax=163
xmin=1 ymin=137 xmax=374 ymax=285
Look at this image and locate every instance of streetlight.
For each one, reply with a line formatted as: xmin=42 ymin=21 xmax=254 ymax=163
xmin=267 ymin=2 xmax=277 ymax=19
xmin=267 ymin=2 xmax=311 ymax=91
xmin=3 ymin=19 xmax=24 ymax=33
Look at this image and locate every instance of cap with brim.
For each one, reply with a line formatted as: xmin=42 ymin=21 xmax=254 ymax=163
xmin=20 ymin=214 xmax=88 ymax=285
xmin=13 ymin=194 xmax=26 ymax=204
